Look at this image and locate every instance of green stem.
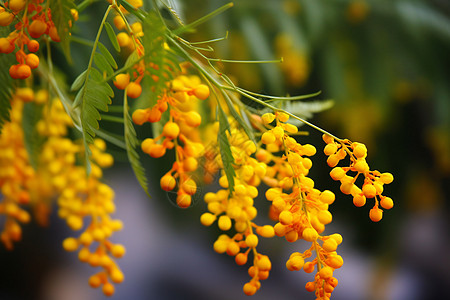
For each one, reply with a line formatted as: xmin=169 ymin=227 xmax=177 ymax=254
xmin=77 ymin=5 xmax=112 ymax=107
xmin=77 ymin=0 xmax=98 ymax=12
xmin=99 ymin=114 xmax=124 ymax=123
xmin=112 ymin=2 xmax=141 ymax=51
xmin=46 ymin=38 xmax=53 ymax=77
xmin=70 ymin=35 xmax=95 ymax=47
xmin=168 ymin=35 xmax=343 ymax=142
xmin=103 ymin=53 xmax=147 ymax=83
xmin=118 ymin=0 xmax=146 ymax=21
xmin=190 ymin=32 xmax=229 ymax=45
xmin=108 ymin=105 xmax=124 ymax=113
xmin=235 ymin=89 xmax=343 ymax=141
xmin=208 ymin=58 xmax=283 ymax=64
xmin=36 ymin=62 xmax=82 ymax=131
xmin=172 ymin=2 xmax=234 ymax=35
xmin=239 ymin=88 xmax=322 ymax=102
xmin=95 ymin=129 xmax=126 ymax=149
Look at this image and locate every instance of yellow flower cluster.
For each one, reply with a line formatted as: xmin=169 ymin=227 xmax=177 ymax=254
xmin=59 ymin=139 xmax=125 ymax=297
xmin=0 ymin=0 xmax=77 ymax=79
xmin=0 ymin=2 xmax=397 ymax=299
xmin=0 ymin=98 xmax=33 ymax=250
xmin=200 ymin=122 xmax=275 ymax=295
xmin=258 ymin=111 xmax=343 ymax=298
xmin=0 ymin=87 xmax=125 ymax=296
xmin=323 ymin=135 xmax=394 ymax=222
xmin=111 ymin=1 xmax=147 ymax=100
xmin=133 ymin=74 xmax=209 ymax=208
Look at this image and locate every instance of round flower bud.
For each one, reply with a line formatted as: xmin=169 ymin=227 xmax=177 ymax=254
xmin=261 ymin=113 xmax=275 ymax=124
xmin=279 ymin=211 xmax=293 ymax=225
xmin=319 ymin=266 xmax=333 ymax=279
xmin=353 ymin=143 xmax=367 ymax=158
xmin=318 ymin=210 xmax=333 ymax=224
xmin=28 ymin=20 xmax=48 ymax=39
xmin=320 ymin=190 xmax=335 ymax=204
xmin=185 ymin=111 xmax=201 ymax=127
xmin=353 ymin=194 xmax=366 ymax=207
xmin=302 ymin=227 xmax=318 ymax=242
xmin=286 ymin=255 xmax=304 ymax=271
xmin=114 ymin=73 xmax=130 ymax=90
xmin=322 ymin=238 xmax=338 ymax=252
xmin=245 ymin=234 xmax=259 ymax=248
xmin=176 ymin=193 xmax=191 ymax=208
xmin=218 ymin=215 xmax=232 ymax=231
xmin=132 ymin=108 xmax=148 ymax=125
xmin=200 ymin=213 xmax=216 ymax=226
xmin=362 ymin=184 xmax=377 ymax=198
xmin=380 ymin=197 xmax=394 ymax=210
xmin=26 ymin=53 xmax=40 ymax=69
xmin=261 ymin=131 xmax=276 ymax=144
xmin=62 ymin=237 xmax=79 ymax=252
xmin=369 ymin=207 xmax=383 ymax=222
xmin=126 ymin=82 xmax=142 ymax=98
xmin=160 ymin=174 xmax=176 ymax=191
xmin=27 ymin=40 xmax=39 ymax=52
xmin=162 ymin=122 xmax=180 ymax=139
xmin=148 ymin=144 xmax=166 ymax=158
xmin=117 ymin=32 xmax=131 ymax=47
xmin=380 ymin=172 xmax=394 ymax=184
xmin=193 ymin=84 xmax=209 ymax=100
xmin=324 ymin=143 xmax=338 ymax=156
xmin=9 ymin=0 xmax=27 ymax=12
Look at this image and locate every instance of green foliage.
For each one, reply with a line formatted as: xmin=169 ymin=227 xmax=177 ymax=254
xmin=93 ymin=49 xmax=115 ymax=77
xmin=22 ymin=102 xmax=44 ymax=169
xmin=50 ymin=0 xmax=76 ymax=62
xmin=0 ymin=54 xmax=14 ymax=133
xmin=104 ymin=22 xmax=120 ymax=52
xmin=73 ymin=67 xmax=114 ymax=148
xmin=217 ymin=103 xmax=235 ymax=193
xmin=0 ymin=26 xmax=14 ymax=133
xmin=71 ymin=7 xmax=119 ymax=166
xmin=134 ymin=11 xmax=181 ymax=138
xmin=141 ymin=11 xmax=180 ymax=108
xmin=222 ymin=92 xmax=256 ymax=143
xmin=259 ymin=99 xmax=334 ymax=127
xmin=124 ymin=93 xmax=150 ymax=197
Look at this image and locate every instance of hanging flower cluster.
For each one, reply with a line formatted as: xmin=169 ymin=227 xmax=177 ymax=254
xmin=134 ymin=75 xmax=209 ymax=207
xmin=323 ymin=135 xmax=394 ymax=221
xmin=0 ymin=1 xmax=395 ymax=298
xmin=0 ymin=88 xmax=125 ymax=296
xmin=0 ymin=0 xmax=77 ymax=79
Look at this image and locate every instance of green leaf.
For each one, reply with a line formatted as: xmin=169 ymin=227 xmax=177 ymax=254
xmin=124 ymin=50 xmax=140 ymax=68
xmin=131 ymin=11 xmax=182 ymax=130
xmin=98 ymin=42 xmax=118 ymax=69
xmin=71 ymin=70 xmax=87 ymax=92
xmin=172 ymin=2 xmax=234 ymax=35
xmin=0 ymin=49 xmax=15 ymax=133
xmin=217 ymin=103 xmax=235 ymax=193
xmin=49 ymin=0 xmax=76 ymax=63
xmin=280 ymin=99 xmax=334 ymax=127
xmin=104 ymin=21 xmax=121 ymax=52
xmin=75 ymin=67 xmax=114 ymax=158
xmin=139 ymin=11 xmax=179 ymax=110
xmin=94 ymin=52 xmax=114 ymax=77
xmin=22 ymin=102 xmax=45 ymax=169
xmin=222 ymin=92 xmax=256 ymax=143
xmin=124 ymin=93 xmax=150 ymax=197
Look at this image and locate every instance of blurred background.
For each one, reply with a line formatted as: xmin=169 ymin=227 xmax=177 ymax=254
xmin=1 ymin=0 xmax=449 ymax=299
